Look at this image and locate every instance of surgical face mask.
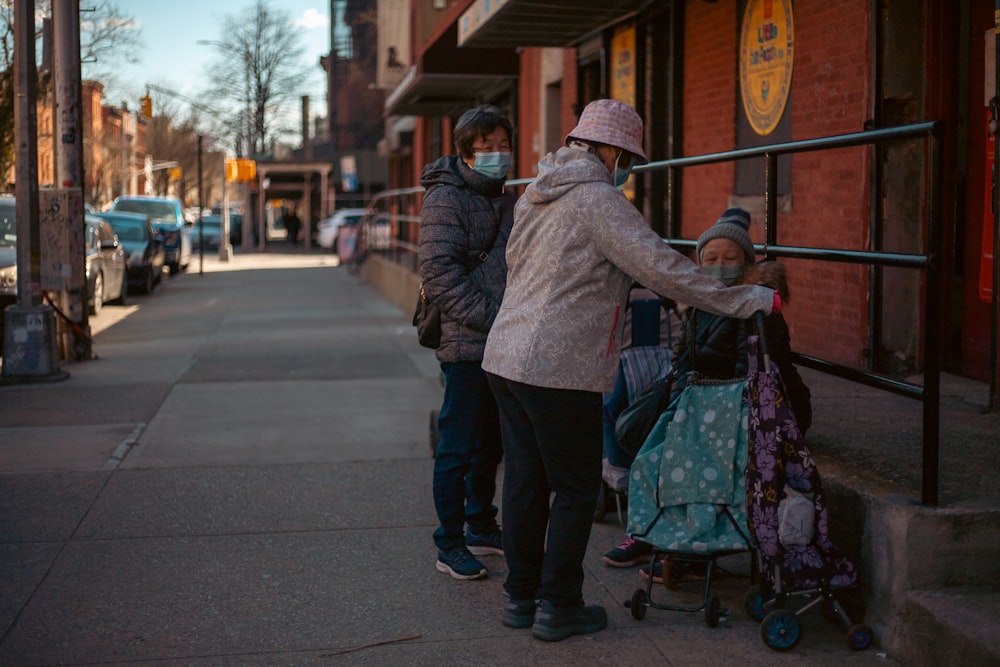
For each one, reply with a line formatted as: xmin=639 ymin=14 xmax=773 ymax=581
xmin=612 ymin=151 xmax=632 ymax=189
xmin=472 ymin=152 xmax=513 ymax=180
xmin=700 ymin=264 xmax=744 ymax=286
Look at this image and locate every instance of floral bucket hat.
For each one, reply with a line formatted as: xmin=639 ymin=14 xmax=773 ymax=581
xmin=565 ymin=99 xmax=648 ymax=164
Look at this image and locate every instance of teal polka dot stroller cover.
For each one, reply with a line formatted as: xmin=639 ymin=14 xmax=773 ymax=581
xmin=626 ymin=372 xmax=752 ymax=553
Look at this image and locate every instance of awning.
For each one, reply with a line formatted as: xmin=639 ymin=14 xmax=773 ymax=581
xmin=384 ymin=23 xmax=518 ymax=117
xmin=457 ymin=0 xmax=650 ymax=48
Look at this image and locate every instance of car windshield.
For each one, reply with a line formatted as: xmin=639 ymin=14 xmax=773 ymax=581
xmin=113 ymin=200 xmax=177 ymax=221
xmin=0 ymin=201 xmax=14 ymax=247
xmin=108 ymin=221 xmax=146 ymax=242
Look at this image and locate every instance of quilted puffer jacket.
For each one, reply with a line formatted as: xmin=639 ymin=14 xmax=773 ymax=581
xmin=670 ymin=261 xmax=813 ymax=434
xmin=482 ymin=146 xmax=775 ymax=394
xmin=418 ymin=155 xmax=516 ymax=363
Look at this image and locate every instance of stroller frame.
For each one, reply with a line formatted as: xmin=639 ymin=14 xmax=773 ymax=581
xmin=746 ymin=564 xmax=874 ymax=651
xmin=625 ymin=506 xmax=752 ymax=627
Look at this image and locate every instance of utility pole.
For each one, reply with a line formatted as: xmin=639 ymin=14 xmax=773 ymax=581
xmin=991 ymin=1 xmax=1000 ymax=412
xmin=2 ymin=0 xmax=64 ymax=381
xmin=53 ymin=0 xmax=92 ymax=361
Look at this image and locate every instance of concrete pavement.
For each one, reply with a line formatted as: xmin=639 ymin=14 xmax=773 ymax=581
xmin=0 ymin=249 xmax=954 ymax=665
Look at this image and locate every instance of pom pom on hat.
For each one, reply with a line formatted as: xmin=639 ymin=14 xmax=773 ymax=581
xmin=696 ymin=207 xmax=756 ymax=263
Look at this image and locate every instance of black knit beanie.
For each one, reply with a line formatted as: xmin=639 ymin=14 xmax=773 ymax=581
xmin=696 ymin=207 xmax=755 ymax=263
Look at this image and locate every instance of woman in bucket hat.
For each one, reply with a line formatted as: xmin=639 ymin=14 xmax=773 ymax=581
xmin=482 ymin=99 xmax=781 ymax=641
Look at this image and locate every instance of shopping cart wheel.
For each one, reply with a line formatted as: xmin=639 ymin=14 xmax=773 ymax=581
xmin=705 ymin=595 xmax=721 ymax=627
xmin=761 ymin=609 xmax=801 ymax=651
xmin=744 ymin=589 xmax=766 ymax=621
xmin=846 ymin=623 xmax=873 ymax=651
xmin=626 ymin=589 xmax=647 ymax=620
xmin=429 ymin=409 xmax=440 ymax=457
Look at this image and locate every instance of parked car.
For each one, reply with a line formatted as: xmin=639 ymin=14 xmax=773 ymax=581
xmin=91 ymin=211 xmax=165 ymax=294
xmin=85 ymin=215 xmax=128 ymax=315
xmin=209 ymin=207 xmax=252 ymax=246
xmin=192 ymin=215 xmax=224 ymax=251
xmin=108 ymin=195 xmax=192 ymax=276
xmin=316 ymin=208 xmax=369 ymax=252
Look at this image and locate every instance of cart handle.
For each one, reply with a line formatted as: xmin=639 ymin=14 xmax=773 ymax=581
xmin=753 ymin=311 xmax=772 ymax=369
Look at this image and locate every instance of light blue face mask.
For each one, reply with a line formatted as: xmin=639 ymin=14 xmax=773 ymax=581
xmin=700 ymin=264 xmax=744 ymax=286
xmin=613 ymin=151 xmax=632 ymax=189
xmin=473 ymin=152 xmax=513 ymax=180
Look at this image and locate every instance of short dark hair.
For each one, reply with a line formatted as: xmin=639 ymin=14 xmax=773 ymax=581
xmin=453 ymin=105 xmax=513 ymax=160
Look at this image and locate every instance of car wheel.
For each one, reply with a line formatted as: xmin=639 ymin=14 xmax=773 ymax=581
xmin=90 ymin=271 xmax=104 ymax=316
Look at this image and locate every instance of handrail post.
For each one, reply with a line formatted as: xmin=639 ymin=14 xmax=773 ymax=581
xmin=922 ymin=125 xmax=944 ymax=507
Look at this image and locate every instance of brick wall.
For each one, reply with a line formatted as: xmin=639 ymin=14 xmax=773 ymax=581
xmin=682 ymin=0 xmax=872 ymax=367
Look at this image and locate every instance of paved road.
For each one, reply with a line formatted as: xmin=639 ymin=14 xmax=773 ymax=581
xmin=0 ymin=251 xmax=905 ymax=665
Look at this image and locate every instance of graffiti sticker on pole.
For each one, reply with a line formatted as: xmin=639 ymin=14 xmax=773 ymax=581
xmin=739 ymin=0 xmax=794 ymax=136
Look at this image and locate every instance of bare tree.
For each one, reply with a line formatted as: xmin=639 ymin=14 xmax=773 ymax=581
xmin=0 ymin=0 xmax=140 ymax=190
xmin=202 ymin=0 xmax=309 ymax=157
xmin=78 ymin=0 xmax=142 ymax=92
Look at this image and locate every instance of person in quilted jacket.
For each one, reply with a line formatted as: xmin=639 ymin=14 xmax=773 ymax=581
xmin=419 ymin=105 xmax=517 ymax=582
xmin=603 ymin=207 xmax=813 ymax=575
xmin=481 ymin=99 xmax=781 ymax=641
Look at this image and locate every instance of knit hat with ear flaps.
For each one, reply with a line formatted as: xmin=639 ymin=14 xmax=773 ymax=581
xmin=697 ymin=207 xmax=756 ymax=263
xmin=565 ymin=99 xmax=648 ymax=164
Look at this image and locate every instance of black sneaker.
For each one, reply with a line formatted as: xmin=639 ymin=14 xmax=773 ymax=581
xmin=601 ymin=536 xmax=653 ymax=567
xmin=531 ymin=600 xmax=607 ymax=641
xmin=436 ymin=547 xmax=487 ymax=580
xmin=501 ymin=594 xmax=537 ymax=629
xmin=466 ymin=527 xmax=503 ymax=556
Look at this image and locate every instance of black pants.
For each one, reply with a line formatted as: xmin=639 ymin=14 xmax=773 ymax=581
xmin=486 ymin=373 xmax=603 ymax=606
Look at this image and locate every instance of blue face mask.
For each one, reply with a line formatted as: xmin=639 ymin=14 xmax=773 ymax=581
xmin=700 ymin=264 xmax=744 ymax=286
xmin=472 ymin=152 xmax=513 ymax=180
xmin=613 ymin=151 xmax=632 ymax=189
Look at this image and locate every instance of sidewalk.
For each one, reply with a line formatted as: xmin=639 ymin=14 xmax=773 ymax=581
xmin=0 ymin=251 xmax=913 ymax=665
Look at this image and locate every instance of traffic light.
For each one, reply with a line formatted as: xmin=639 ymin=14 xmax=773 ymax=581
xmin=140 ymin=95 xmax=152 ymax=119
xmin=225 ymin=158 xmax=257 ymax=182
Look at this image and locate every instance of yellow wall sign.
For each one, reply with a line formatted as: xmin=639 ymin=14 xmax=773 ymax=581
xmin=740 ymin=0 xmax=794 ymax=136
xmin=611 ymin=25 xmax=636 ymax=108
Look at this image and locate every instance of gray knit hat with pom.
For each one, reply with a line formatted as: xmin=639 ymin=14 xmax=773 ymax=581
xmin=697 ymin=207 xmax=756 ymax=263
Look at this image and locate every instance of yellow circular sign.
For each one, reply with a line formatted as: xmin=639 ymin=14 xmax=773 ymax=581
xmin=740 ymin=0 xmax=794 ymax=136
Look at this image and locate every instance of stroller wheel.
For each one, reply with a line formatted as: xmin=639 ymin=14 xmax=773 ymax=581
xmin=761 ymin=609 xmax=801 ymax=651
xmin=627 ymin=588 xmax=648 ymax=620
xmin=705 ymin=595 xmax=721 ymax=627
xmin=846 ymin=623 xmax=873 ymax=651
xmin=744 ymin=589 xmax=766 ymax=621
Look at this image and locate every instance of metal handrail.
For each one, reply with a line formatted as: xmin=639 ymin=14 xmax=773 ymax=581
xmin=361 ymin=121 xmax=944 ymax=505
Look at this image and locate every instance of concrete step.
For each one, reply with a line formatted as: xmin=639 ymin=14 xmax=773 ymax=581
xmin=820 ymin=457 xmax=1000 ymax=664
xmin=903 ymin=588 xmax=1000 ymax=665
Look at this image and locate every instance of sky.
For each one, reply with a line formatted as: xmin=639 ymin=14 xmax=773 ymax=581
xmin=97 ymin=0 xmax=334 ymax=133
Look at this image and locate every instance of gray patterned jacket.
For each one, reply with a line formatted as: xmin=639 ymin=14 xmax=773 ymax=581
xmin=482 ymin=147 xmax=775 ymax=393
xmin=418 ymin=155 xmax=516 ymax=363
